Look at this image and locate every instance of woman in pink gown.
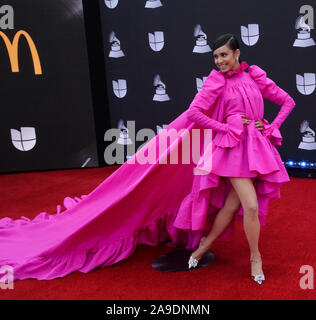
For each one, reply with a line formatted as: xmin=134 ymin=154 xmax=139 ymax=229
xmin=0 ymin=34 xmax=295 ymax=285
xmin=184 ymin=34 xmax=295 ymax=285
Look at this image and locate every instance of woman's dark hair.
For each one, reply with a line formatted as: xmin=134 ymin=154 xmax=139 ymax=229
xmin=212 ymin=33 xmax=242 ymax=63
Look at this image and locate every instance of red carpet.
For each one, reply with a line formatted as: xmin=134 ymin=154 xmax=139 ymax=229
xmin=0 ymin=167 xmax=315 ymax=300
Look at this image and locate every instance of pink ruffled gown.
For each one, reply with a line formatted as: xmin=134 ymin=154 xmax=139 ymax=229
xmin=173 ymin=61 xmax=296 ymax=231
xmin=0 ymin=62 xmax=295 ymax=281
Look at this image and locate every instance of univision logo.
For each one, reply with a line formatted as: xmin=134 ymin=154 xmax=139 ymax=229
xmin=241 ymin=24 xmax=259 ymax=46
xmin=104 ymin=0 xmax=119 ymax=9
xmin=10 ymin=127 xmax=36 ymax=151
xmin=112 ymin=79 xmax=127 ymax=98
xmin=148 ymin=31 xmax=164 ymax=51
xmin=296 ymin=73 xmax=316 ymax=95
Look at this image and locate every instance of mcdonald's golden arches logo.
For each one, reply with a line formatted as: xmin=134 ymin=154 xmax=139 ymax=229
xmin=0 ymin=30 xmax=42 ymax=75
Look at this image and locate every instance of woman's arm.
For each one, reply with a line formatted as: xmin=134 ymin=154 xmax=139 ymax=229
xmin=248 ymin=65 xmax=296 ymax=130
xmin=186 ymin=70 xmax=229 ymax=133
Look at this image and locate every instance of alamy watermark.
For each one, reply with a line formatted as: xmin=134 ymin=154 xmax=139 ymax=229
xmin=299 ymin=5 xmax=314 ymax=30
xmin=299 ymin=265 xmax=314 ymax=290
xmin=104 ymin=121 xmax=213 ymax=175
xmin=0 ymin=5 xmax=14 ymax=29
xmin=0 ymin=265 xmax=14 ymax=289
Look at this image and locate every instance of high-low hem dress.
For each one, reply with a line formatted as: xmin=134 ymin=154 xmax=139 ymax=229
xmin=173 ymin=61 xmax=295 ymax=235
xmin=0 ymin=62 xmax=295 ymax=281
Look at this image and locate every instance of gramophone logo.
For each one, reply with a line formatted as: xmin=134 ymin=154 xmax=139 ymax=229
xmin=296 ymin=73 xmax=315 ymax=95
xmin=148 ymin=31 xmax=164 ymax=51
xmin=117 ymin=120 xmax=133 ymax=145
xmin=10 ymin=127 xmax=36 ymax=151
xmin=241 ymin=24 xmax=259 ymax=46
xmin=196 ymin=76 xmax=207 ymax=92
xmin=298 ymin=120 xmax=316 ymax=150
xmin=153 ymin=74 xmax=170 ymax=101
xmin=156 ymin=124 xmax=167 ymax=134
xmin=0 ymin=5 xmax=42 ymax=75
xmin=293 ymin=7 xmax=315 ymax=47
xmin=145 ymin=0 xmax=163 ymax=9
xmin=113 ymin=79 xmax=127 ymax=98
xmin=104 ymin=0 xmax=119 ymax=9
xmin=108 ymin=31 xmax=125 ymax=58
xmin=193 ymin=24 xmax=211 ymax=53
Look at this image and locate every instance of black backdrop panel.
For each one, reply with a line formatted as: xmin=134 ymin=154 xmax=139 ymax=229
xmin=0 ymin=0 xmax=98 ymax=173
xmin=99 ymin=0 xmax=316 ymax=168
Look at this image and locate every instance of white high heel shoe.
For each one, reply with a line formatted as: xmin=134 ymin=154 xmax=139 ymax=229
xmin=188 ymin=237 xmax=207 ymax=269
xmin=188 ymin=256 xmax=199 ymax=269
xmin=250 ymin=258 xmax=265 ymax=285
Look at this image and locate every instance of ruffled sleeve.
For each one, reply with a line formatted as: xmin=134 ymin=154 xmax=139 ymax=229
xmin=213 ymin=114 xmax=244 ymax=148
xmin=186 ymin=70 xmax=229 ymax=133
xmin=262 ymin=118 xmax=283 ymax=146
xmin=248 ymin=65 xmax=296 ymax=130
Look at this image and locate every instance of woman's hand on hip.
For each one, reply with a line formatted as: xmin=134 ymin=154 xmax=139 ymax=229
xmin=240 ymin=114 xmax=264 ymax=131
xmin=240 ymin=114 xmax=251 ymax=125
xmin=254 ymin=119 xmax=264 ymax=131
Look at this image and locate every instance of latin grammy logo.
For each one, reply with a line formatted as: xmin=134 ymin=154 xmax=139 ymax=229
xmin=117 ymin=120 xmax=133 ymax=145
xmin=193 ymin=24 xmax=211 ymax=53
xmin=298 ymin=120 xmax=316 ymax=151
xmin=108 ymin=31 xmax=125 ymax=58
xmin=293 ymin=5 xmax=315 ymax=47
xmin=153 ymin=74 xmax=170 ymax=102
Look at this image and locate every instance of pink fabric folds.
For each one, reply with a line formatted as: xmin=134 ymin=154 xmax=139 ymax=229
xmin=262 ymin=118 xmax=283 ymax=146
xmin=213 ymin=114 xmax=244 ymax=148
xmin=222 ymin=61 xmax=249 ymax=78
xmin=0 ymin=62 xmax=295 ymax=282
xmin=0 ymin=110 xmax=215 ymax=281
xmin=248 ymin=65 xmax=296 ymax=130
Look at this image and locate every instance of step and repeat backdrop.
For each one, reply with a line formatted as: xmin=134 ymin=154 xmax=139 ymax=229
xmin=1 ymin=0 xmax=315 ymax=174
xmin=99 ymin=0 xmax=316 ymax=172
xmin=0 ymin=0 xmax=99 ymax=173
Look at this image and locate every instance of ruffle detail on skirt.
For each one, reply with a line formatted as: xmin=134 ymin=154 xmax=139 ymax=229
xmin=0 ymin=173 xmax=289 ymax=281
xmin=246 ymin=122 xmax=282 ymax=175
xmin=0 ymin=195 xmax=87 ymax=229
xmin=209 ymin=119 xmax=288 ymax=178
xmin=0 ymin=207 xmax=205 ymax=281
xmin=213 ymin=114 xmax=244 ymax=148
xmin=173 ymin=163 xmax=290 ymax=240
xmin=262 ymin=119 xmax=283 ymax=146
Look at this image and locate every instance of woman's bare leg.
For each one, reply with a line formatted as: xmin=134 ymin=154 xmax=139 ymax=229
xmin=191 ymin=183 xmax=241 ymax=261
xmin=229 ymin=177 xmax=263 ymax=276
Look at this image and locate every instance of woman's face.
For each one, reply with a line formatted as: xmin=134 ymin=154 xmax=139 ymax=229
xmin=213 ymin=44 xmax=240 ymax=73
